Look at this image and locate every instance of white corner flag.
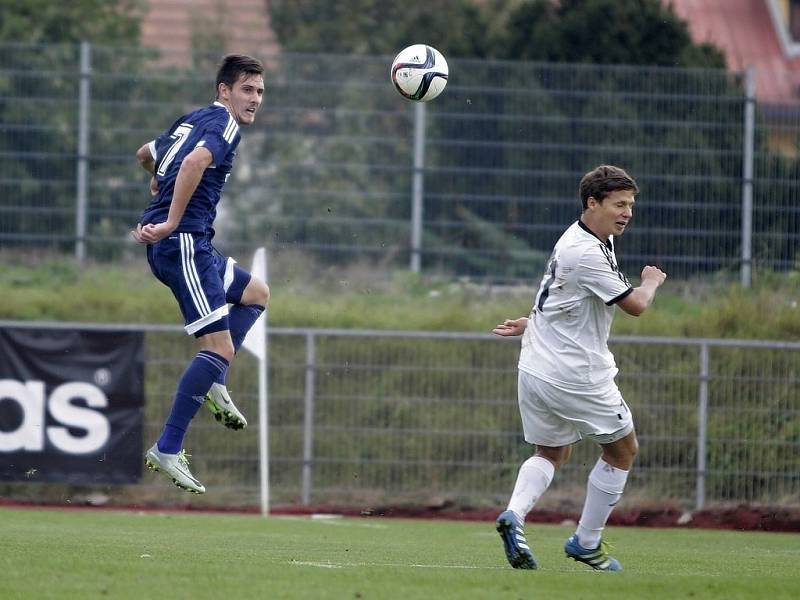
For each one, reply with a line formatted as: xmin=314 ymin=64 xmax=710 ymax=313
xmin=242 ymin=247 xmax=267 ymax=360
xmin=241 ymin=247 xmax=269 ymax=516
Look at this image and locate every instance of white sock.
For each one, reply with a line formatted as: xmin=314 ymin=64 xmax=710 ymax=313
xmin=507 ymin=455 xmax=555 ymax=522
xmin=576 ymin=458 xmax=629 ymax=549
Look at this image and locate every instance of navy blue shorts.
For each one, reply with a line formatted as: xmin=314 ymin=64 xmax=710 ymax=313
xmin=146 ymin=232 xmax=251 ymax=336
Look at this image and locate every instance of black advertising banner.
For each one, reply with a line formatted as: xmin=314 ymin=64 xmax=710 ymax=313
xmin=0 ymin=327 xmax=144 ymax=484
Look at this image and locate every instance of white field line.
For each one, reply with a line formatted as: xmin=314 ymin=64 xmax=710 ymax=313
xmin=287 ymin=559 xmax=672 ymax=574
xmin=290 ymin=561 xmax=344 ymax=569
xmin=276 ymin=516 xmax=388 ymax=528
xmin=289 ymin=560 xmax=506 ymax=570
xmin=315 ymin=520 xmax=388 ymax=529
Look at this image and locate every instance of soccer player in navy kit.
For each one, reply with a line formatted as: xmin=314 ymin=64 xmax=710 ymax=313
xmin=131 ymin=54 xmax=268 ymax=494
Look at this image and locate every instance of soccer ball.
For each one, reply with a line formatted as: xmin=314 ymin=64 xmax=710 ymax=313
xmin=390 ymin=44 xmax=449 ymax=102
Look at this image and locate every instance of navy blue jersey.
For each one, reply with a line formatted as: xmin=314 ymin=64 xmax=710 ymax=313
xmin=140 ymin=101 xmax=240 ymax=234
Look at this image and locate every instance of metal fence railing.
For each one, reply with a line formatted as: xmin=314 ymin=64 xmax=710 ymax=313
xmin=1 ymin=321 xmax=798 ymax=511
xmin=2 ymin=43 xmax=800 ymax=283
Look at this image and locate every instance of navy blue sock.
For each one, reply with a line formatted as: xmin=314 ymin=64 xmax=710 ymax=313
xmin=158 ymin=350 xmax=230 ymax=454
xmin=230 ymin=304 xmax=265 ymax=352
xmin=215 ymin=304 xmax=265 ymax=384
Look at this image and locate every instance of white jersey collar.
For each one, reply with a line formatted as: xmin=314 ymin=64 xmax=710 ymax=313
xmin=213 ymin=101 xmax=233 ymax=116
xmin=577 ymin=219 xmax=613 ymax=251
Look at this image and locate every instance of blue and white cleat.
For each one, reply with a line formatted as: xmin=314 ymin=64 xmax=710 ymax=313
xmin=564 ymin=534 xmax=622 ymax=571
xmin=495 ymin=510 xmax=538 ymax=569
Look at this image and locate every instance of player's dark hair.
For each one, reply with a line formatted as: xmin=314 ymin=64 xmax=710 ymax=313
xmin=579 ymin=165 xmax=639 ymax=210
xmin=215 ymin=54 xmax=264 ymax=97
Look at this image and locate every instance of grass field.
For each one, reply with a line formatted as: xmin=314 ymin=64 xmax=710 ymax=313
xmin=1 ymin=508 xmax=798 ymax=600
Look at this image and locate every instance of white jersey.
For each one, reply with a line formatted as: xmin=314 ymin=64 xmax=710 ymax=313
xmin=519 ymin=220 xmax=633 ymax=389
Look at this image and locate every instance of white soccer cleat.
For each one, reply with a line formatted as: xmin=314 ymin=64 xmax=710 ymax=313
xmin=205 ymin=382 xmax=248 ymax=430
xmin=145 ymin=444 xmax=205 ymax=494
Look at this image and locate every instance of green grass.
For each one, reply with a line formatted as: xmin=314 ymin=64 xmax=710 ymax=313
xmin=2 ymin=256 xmax=800 ymax=339
xmin=1 ymin=508 xmax=798 ymax=600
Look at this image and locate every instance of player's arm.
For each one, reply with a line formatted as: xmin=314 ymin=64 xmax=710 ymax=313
xmin=136 ymin=142 xmax=156 ymax=174
xmin=134 ymin=146 xmax=213 ymax=244
xmin=136 ymin=142 xmax=159 ymax=197
xmin=617 ymin=266 xmax=667 ymax=317
xmin=492 ymin=317 xmax=529 ymax=336
xmin=165 ymin=146 xmax=213 ymax=227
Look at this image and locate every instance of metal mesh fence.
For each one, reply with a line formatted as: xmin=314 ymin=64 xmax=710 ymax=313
xmin=2 ymin=43 xmax=800 ymax=281
xmin=3 ymin=324 xmax=797 ymax=511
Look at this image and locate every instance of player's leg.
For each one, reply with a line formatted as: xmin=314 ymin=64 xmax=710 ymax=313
xmin=229 ymin=273 xmax=269 ymax=351
xmin=572 ymin=430 xmax=637 ymax=547
xmin=200 ymin=316 xmax=249 ymax=430
xmin=562 ymin=387 xmax=635 ymax=571
xmin=203 ymin=257 xmax=269 ymax=428
xmin=506 ymin=444 xmax=569 ymax=520
xmin=194 ymin=324 xmax=250 ymax=430
xmin=145 ymin=328 xmax=232 ymax=494
xmin=216 ymin=256 xmax=269 ymax=358
xmin=496 ymin=371 xmax=579 ymax=569
xmin=144 ymin=234 xmax=234 ymax=492
xmin=496 ymin=445 xmax=567 ymax=569
xmin=158 ymin=327 xmax=234 ymax=449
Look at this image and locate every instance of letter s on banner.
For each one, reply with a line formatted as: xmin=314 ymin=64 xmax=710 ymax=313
xmin=48 ymin=382 xmax=110 ymax=454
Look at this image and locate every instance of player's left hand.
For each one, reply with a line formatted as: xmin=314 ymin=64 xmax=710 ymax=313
xmin=131 ymin=222 xmax=174 ymax=244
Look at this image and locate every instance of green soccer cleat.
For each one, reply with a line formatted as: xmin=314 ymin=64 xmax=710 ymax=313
xmin=145 ymin=444 xmax=205 ymax=494
xmin=564 ymin=534 xmax=622 ymax=571
xmin=205 ymin=382 xmax=248 ymax=430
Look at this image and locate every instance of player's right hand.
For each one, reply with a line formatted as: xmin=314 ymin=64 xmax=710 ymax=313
xmin=492 ymin=317 xmax=529 ymax=337
xmin=131 ymin=222 xmax=174 ymax=244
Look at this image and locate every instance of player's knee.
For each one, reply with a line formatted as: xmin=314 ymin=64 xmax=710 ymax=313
xmin=200 ymin=337 xmax=235 ymax=362
xmin=536 ymin=446 xmax=570 ymax=469
xmin=245 ymin=278 xmax=269 ymax=307
xmin=602 ymin=442 xmax=637 ymax=471
xmin=256 ymin=281 xmax=270 ymax=306
xmin=622 ymin=433 xmax=639 ymax=463
xmin=211 ymin=343 xmax=235 ymax=363
xmin=629 ymin=437 xmax=639 ymax=459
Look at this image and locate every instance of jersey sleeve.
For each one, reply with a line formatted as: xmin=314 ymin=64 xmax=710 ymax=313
xmin=579 ymin=244 xmax=633 ymax=305
xmin=197 ymin=111 xmax=239 ymax=167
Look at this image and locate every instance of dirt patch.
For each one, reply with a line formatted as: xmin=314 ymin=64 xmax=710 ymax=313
xmin=680 ymin=506 xmax=800 ymax=532
xmin=272 ymin=503 xmax=800 ymax=532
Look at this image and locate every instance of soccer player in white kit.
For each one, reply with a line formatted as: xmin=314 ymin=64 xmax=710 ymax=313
xmin=493 ymin=165 xmax=666 ymax=571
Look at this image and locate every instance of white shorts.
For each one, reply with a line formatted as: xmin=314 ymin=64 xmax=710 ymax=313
xmin=517 ymin=369 xmax=634 ymax=447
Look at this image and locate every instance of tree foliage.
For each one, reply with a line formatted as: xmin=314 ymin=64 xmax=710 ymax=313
xmin=267 ymin=0 xmax=489 ymax=58
xmin=0 ymin=0 xmax=144 ymax=44
xmin=268 ymin=0 xmax=726 ymax=68
xmin=0 ymin=1 xmax=148 ymax=256
xmin=500 ymin=0 xmax=725 ymax=67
